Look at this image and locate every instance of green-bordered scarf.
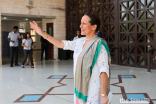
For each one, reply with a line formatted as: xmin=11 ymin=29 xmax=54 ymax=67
xmin=74 ymin=36 xmax=111 ymax=103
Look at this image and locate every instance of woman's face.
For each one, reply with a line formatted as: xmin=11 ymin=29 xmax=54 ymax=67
xmin=27 ymin=34 xmax=30 ymax=38
xmin=80 ymin=15 xmax=96 ymax=35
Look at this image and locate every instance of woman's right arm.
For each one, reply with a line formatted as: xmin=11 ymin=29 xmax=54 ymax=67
xmin=30 ymin=21 xmax=64 ymax=49
xmin=41 ymin=32 xmax=64 ymax=48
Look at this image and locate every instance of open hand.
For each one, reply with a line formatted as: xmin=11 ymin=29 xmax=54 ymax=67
xmin=26 ymin=46 xmax=29 ymax=48
xmin=30 ymin=21 xmax=43 ymax=36
xmin=101 ymin=96 xmax=109 ymax=104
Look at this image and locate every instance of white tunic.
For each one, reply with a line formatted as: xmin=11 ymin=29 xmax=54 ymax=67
xmin=63 ymin=37 xmax=109 ymax=104
xmin=73 ymin=36 xmax=79 ymax=40
xmin=8 ymin=31 xmax=21 ymax=47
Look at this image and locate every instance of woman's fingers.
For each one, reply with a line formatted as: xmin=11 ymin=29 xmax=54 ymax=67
xmin=30 ymin=21 xmax=43 ymax=35
xmin=33 ymin=21 xmax=38 ymax=27
xmin=30 ymin=22 xmax=35 ymax=29
xmin=30 ymin=21 xmax=40 ymax=30
xmin=30 ymin=22 xmax=34 ymax=26
xmin=30 ymin=26 xmax=34 ymax=29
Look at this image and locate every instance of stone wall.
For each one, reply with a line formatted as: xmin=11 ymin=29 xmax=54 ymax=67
xmin=0 ymin=0 xmax=65 ymax=16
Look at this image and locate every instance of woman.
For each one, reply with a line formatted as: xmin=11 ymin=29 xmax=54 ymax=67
xmin=21 ymin=34 xmax=34 ymax=66
xmin=30 ymin=13 xmax=111 ymax=104
xmin=21 ymin=32 xmax=34 ymax=68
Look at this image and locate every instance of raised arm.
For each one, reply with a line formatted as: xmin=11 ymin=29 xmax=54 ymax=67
xmin=30 ymin=21 xmax=64 ymax=49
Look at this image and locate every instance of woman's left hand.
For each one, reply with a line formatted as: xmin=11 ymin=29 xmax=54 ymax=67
xmin=101 ymin=96 xmax=109 ymax=104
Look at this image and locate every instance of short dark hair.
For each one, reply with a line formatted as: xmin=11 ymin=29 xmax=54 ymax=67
xmin=84 ymin=13 xmax=101 ymax=32
xmin=13 ymin=26 xmax=18 ymax=29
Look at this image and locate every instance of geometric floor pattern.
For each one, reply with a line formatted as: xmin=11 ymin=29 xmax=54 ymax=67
xmin=0 ymin=54 xmax=156 ymax=104
xmin=14 ymin=75 xmax=73 ymax=103
xmin=14 ymin=74 xmax=156 ymax=103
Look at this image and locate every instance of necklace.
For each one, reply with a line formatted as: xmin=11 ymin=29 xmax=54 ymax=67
xmin=86 ymin=35 xmax=97 ymax=41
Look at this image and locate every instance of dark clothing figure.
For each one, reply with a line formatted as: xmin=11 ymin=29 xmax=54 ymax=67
xmin=41 ymin=45 xmax=48 ymax=60
xmin=41 ymin=36 xmax=48 ymax=60
xmin=10 ymin=47 xmax=18 ymax=65
xmin=96 ymin=31 xmax=102 ymax=38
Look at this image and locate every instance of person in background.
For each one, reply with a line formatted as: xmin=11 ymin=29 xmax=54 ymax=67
xmin=73 ymin=30 xmax=81 ymax=40
xmin=8 ymin=26 xmax=21 ymax=67
xmin=21 ymin=32 xmax=34 ymax=68
xmin=96 ymin=31 xmax=102 ymax=38
xmin=40 ymin=32 xmax=48 ymax=60
xmin=21 ymin=34 xmax=34 ymax=66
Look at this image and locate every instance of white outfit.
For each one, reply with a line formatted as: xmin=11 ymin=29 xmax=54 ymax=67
xmin=22 ymin=38 xmax=32 ymax=50
xmin=8 ymin=31 xmax=21 ymax=47
xmin=63 ymin=37 xmax=109 ymax=104
xmin=73 ymin=36 xmax=79 ymax=40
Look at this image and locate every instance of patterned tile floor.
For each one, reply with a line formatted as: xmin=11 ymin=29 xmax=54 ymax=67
xmin=0 ymin=51 xmax=156 ymax=104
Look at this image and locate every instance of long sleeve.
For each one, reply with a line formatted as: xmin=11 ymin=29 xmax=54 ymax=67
xmin=62 ymin=40 xmax=78 ymax=51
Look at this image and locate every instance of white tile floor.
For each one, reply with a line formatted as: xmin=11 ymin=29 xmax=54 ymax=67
xmin=0 ymin=51 xmax=156 ymax=104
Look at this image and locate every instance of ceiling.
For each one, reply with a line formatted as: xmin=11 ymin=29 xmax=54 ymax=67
xmin=1 ymin=16 xmax=42 ymax=21
xmin=1 ymin=13 xmax=56 ymax=22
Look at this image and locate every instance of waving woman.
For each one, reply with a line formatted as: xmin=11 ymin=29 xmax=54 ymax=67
xmin=30 ymin=13 xmax=111 ymax=104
